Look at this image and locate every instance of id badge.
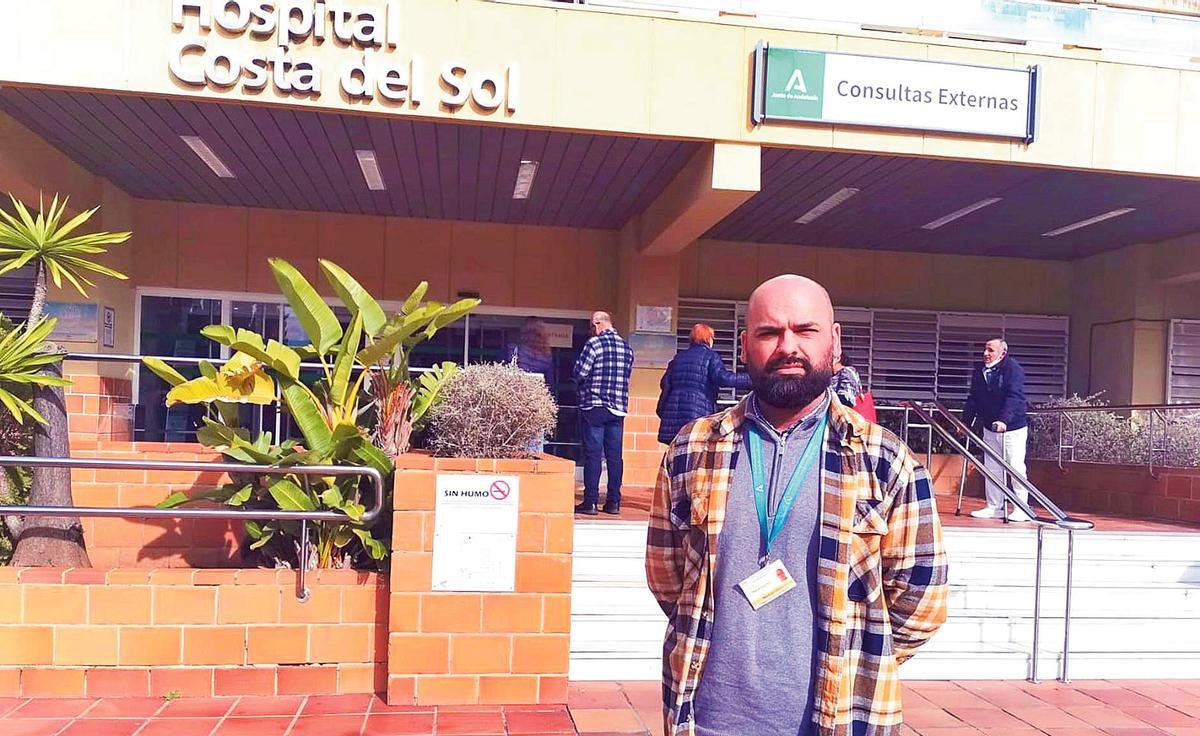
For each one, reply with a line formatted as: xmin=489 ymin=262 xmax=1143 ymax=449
xmin=736 ymin=559 xmax=797 ymax=610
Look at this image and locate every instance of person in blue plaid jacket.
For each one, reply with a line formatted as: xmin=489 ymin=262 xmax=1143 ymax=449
xmin=573 ymin=310 xmax=635 ymax=516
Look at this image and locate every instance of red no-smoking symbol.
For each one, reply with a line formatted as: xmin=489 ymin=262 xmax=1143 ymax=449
xmin=489 ymin=480 xmax=511 ymax=500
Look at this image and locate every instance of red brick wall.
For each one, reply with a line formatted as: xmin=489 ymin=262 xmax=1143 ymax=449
xmin=69 ymin=442 xmax=243 ymax=569
xmin=388 ymin=454 xmax=574 ymax=706
xmin=1030 ymin=460 xmax=1200 ymax=524
xmin=65 ymin=372 xmax=133 ymax=449
xmin=621 ymin=398 xmax=664 ymax=488
xmin=0 ymin=568 xmax=386 ymax=698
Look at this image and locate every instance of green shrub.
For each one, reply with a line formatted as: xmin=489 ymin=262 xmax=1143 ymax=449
xmin=1028 ymin=393 xmax=1200 ymax=468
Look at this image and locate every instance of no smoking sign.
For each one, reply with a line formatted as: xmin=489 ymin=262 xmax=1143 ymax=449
xmin=489 ymin=480 xmax=511 ymax=500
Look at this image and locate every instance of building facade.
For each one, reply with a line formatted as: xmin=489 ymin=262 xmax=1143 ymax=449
xmin=3 ymin=0 xmax=1200 ymax=483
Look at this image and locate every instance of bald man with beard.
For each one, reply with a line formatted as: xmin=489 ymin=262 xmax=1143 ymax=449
xmin=646 ymin=275 xmax=948 ymax=736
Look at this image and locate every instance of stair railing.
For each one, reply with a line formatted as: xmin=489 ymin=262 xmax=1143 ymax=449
xmin=900 ymin=399 xmax=1094 ymax=683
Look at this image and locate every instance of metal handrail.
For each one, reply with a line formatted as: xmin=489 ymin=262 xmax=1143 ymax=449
xmin=64 ymin=352 xmax=435 ymax=373
xmin=62 ymin=352 xmax=437 ymax=444
xmin=1028 ymin=402 xmax=1200 ymax=413
xmin=919 ymin=399 xmax=1092 ymax=529
xmin=901 ymin=400 xmax=1093 ymax=684
xmin=1027 ymin=402 xmax=1200 ymax=479
xmin=0 ymin=456 xmax=385 ymax=602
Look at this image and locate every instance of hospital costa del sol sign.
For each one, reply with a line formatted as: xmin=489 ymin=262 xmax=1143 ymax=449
xmin=752 ymin=42 xmax=1038 ymax=143
xmin=169 ymin=1 xmax=519 ymax=112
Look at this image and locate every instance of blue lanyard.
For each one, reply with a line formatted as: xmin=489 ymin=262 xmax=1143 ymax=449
xmin=746 ymin=412 xmax=827 ymax=565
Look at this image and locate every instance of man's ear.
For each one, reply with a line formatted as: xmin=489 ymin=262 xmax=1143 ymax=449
xmin=739 ymin=329 xmax=747 ymax=365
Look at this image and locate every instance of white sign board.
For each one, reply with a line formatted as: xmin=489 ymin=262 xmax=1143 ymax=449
xmin=753 ymin=45 xmax=1037 ymax=141
xmin=432 ymin=474 xmax=520 ymax=592
xmin=636 ymin=305 xmax=674 ymax=335
xmin=543 ymin=322 xmax=574 ymax=349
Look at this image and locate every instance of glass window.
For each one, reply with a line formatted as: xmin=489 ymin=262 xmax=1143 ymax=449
xmin=467 ymin=314 xmax=589 ymax=464
xmin=136 ymin=296 xmax=222 ymax=442
xmin=231 ymin=301 xmax=283 ymax=440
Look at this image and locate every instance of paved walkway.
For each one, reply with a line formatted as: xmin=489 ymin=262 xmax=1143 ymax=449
xmin=1 ymin=680 xmax=1198 ymax=735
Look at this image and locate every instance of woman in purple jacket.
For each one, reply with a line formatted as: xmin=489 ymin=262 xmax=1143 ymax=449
xmin=656 ymin=324 xmax=752 ymax=444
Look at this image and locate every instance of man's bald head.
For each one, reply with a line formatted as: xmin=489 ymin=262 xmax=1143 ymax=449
xmin=590 ymin=311 xmax=612 ymax=336
xmin=746 ymin=275 xmax=835 ymax=330
xmin=741 ymin=274 xmax=841 ymax=413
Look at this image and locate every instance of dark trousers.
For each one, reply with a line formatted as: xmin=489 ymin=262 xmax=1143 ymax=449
xmin=582 ymin=407 xmax=624 ymax=505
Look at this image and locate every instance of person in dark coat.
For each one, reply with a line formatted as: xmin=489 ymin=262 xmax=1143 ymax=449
xmin=656 ymin=324 xmax=752 ymax=444
xmin=961 ymin=338 xmax=1030 ymax=522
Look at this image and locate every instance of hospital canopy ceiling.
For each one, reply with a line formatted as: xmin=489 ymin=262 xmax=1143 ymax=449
xmin=3 ymin=86 xmax=1200 ymax=262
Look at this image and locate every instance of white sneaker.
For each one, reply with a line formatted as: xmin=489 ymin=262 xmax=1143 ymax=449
xmin=1008 ymin=510 xmax=1032 ymax=522
xmin=970 ymin=507 xmax=1000 ymax=519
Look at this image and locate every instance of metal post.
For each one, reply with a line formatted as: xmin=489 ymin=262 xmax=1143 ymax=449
xmin=902 ymin=406 xmax=910 ymax=445
xmin=1148 ymin=409 xmax=1156 ymax=478
xmin=1061 ymin=529 xmax=1075 ymax=683
xmin=955 ymin=435 xmax=970 ymax=516
xmin=1030 ymin=524 xmax=1044 ymax=683
xmin=1057 ymin=413 xmax=1065 ymax=471
xmin=1002 ymin=467 xmax=1010 ymax=524
xmin=298 ymin=520 xmax=311 ymax=603
xmin=926 ymin=425 xmax=933 ymax=473
xmin=1163 ymin=409 xmax=1171 ymax=468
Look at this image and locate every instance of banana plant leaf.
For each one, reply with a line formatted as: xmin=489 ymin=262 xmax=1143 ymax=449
xmin=320 ymin=259 xmax=386 ymax=336
xmin=269 ymin=258 xmax=342 ymax=354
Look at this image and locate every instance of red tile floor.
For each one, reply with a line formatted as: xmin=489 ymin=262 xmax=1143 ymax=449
xmin=2 ymin=680 xmax=1199 ymax=735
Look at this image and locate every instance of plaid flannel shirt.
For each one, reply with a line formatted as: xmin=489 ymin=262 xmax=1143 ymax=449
xmin=646 ymin=394 xmax=948 ymax=736
xmin=573 ymin=328 xmax=634 ymax=413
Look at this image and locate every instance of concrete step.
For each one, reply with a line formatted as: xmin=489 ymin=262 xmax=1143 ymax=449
xmin=572 ymin=579 xmax=1200 ymax=618
xmin=570 ymin=648 xmax=1200 ymax=682
xmin=900 ymin=649 xmax=1200 ymax=681
xmin=569 ymin=521 xmax=1200 ymax=681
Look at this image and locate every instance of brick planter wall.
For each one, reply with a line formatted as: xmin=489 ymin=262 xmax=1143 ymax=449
xmin=0 ymin=567 xmax=386 ymax=698
xmin=388 ymin=453 xmax=575 ymax=707
xmin=1029 ymin=459 xmax=1200 ymax=524
xmin=68 ymin=443 xmax=244 ymax=569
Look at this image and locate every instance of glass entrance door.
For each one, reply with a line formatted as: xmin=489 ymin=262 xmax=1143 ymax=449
xmin=465 ymin=312 xmax=591 ymax=465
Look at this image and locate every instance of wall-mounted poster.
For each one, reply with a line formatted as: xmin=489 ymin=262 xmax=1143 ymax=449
xmin=628 ymin=332 xmax=678 ymax=369
xmin=431 ymin=474 xmax=520 ymax=592
xmin=102 ymin=306 xmax=116 ymax=348
xmin=44 ymin=302 xmax=98 ymax=342
xmin=636 ymin=305 xmax=673 ymax=334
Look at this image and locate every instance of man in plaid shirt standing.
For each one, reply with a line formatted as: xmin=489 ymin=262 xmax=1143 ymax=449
xmin=574 ymin=310 xmax=634 ymax=516
xmin=646 ymin=275 xmax=947 ymax=735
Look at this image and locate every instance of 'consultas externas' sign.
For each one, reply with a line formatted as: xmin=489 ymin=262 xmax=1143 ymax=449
xmin=751 ymin=43 xmax=1038 ymax=143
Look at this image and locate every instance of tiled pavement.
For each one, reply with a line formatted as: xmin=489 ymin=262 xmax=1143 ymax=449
xmin=1 ymin=680 xmax=1199 ymax=735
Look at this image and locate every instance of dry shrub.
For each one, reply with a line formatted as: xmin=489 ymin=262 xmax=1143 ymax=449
xmin=1029 ymin=393 xmax=1200 ymax=468
xmin=428 ymin=362 xmax=557 ymax=459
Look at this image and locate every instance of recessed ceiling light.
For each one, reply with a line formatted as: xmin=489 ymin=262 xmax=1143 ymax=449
xmin=921 ymin=197 xmax=1003 ymax=230
xmin=513 ymin=160 xmax=538 ymax=200
xmin=795 ymin=187 xmax=860 ymax=224
xmin=180 ymin=135 xmax=235 ymax=179
xmin=355 ymin=149 xmax=386 ymax=191
xmin=1042 ymin=207 xmax=1136 ymax=237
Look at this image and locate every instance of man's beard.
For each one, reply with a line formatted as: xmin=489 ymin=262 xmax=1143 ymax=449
xmin=748 ymin=351 xmax=834 ymax=409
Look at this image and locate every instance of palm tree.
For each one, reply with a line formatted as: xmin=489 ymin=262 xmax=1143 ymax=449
xmin=0 ymin=194 xmax=130 ymax=566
